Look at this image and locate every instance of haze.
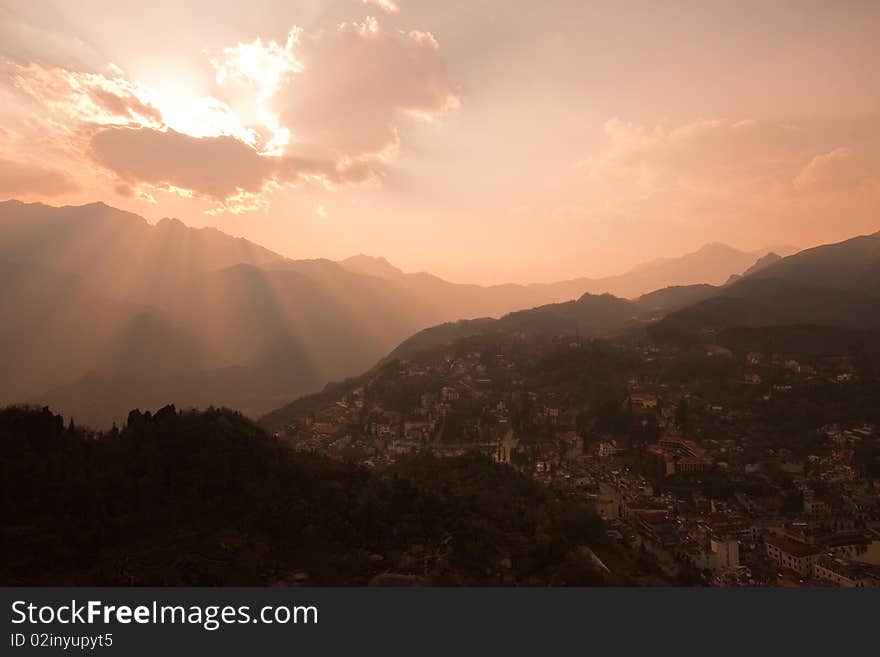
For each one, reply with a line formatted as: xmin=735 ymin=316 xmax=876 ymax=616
xmin=1 ymin=0 xmax=878 ymax=284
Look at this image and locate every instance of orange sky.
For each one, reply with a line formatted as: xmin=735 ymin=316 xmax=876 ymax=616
xmin=1 ymin=0 xmax=879 ymax=284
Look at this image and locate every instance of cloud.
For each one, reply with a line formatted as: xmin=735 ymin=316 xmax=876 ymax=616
xmin=793 ymin=147 xmax=874 ymax=192
xmin=90 ymin=127 xmax=273 ymax=198
xmin=362 ymin=0 xmax=400 ymax=14
xmin=589 ymin=118 xmax=880 ymax=205
xmin=7 ymin=60 xmax=163 ymax=128
xmin=221 ymin=17 xmax=459 ymax=161
xmin=590 ymin=118 xmax=808 ymax=194
xmin=212 ymin=35 xmax=301 ymax=154
xmin=3 ymin=15 xmax=458 ymax=210
xmin=0 ymin=7 xmax=101 ymax=70
xmin=0 ymin=156 xmax=80 ymax=197
xmin=89 ymin=127 xmax=377 ymax=201
xmin=570 ymin=116 xmax=880 ymax=249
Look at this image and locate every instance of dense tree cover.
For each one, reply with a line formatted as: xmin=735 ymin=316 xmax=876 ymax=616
xmin=1 ymin=405 xmax=614 ymax=586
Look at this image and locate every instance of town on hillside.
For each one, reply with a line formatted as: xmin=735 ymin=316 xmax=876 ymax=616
xmin=268 ymin=331 xmax=880 ymax=587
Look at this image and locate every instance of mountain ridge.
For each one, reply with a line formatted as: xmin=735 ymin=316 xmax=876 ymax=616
xmin=0 ymin=199 xmax=843 ymax=428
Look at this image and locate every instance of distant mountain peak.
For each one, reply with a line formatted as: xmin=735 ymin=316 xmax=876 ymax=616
xmin=156 ymin=217 xmax=187 ymax=230
xmin=755 ymin=244 xmax=799 ymax=257
xmin=338 ymin=253 xmax=404 ymax=279
xmin=696 ymin=241 xmax=739 ymax=253
xmin=741 ymin=252 xmax=782 ymax=277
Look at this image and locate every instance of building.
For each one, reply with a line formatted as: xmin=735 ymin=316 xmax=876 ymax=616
xmin=630 ymin=393 xmax=658 ymax=410
xmin=813 ymin=556 xmax=873 ymax=587
xmin=765 ymin=536 xmax=821 ymax=577
xmin=646 ymin=436 xmax=713 ymax=477
xmin=633 ymin=509 xmax=678 ymax=547
xmin=658 ymin=436 xmax=706 ymax=458
xmin=804 ymin=496 xmax=833 ymax=520
xmin=440 ymin=386 xmax=460 ymax=402
xmin=710 ymin=536 xmax=740 ymax=569
xmin=677 ymin=457 xmax=712 ymax=474
xmin=597 ymin=440 xmax=617 ymax=458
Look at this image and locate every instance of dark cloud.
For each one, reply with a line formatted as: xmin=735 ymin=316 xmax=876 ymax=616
xmin=90 ymin=127 xmax=274 ymax=198
xmin=89 ymin=127 xmax=377 ymax=199
xmin=88 ymin=86 xmax=164 ymax=125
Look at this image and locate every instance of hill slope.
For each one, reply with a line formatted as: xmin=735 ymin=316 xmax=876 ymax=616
xmin=391 ymin=292 xmax=641 ymax=359
xmin=3 ymin=200 xmax=787 ymax=426
xmin=0 ymin=202 xmax=547 ymax=425
xmin=0 ymin=405 xmax=618 ymax=586
xmin=747 ymin=230 xmax=880 ymax=295
xmin=649 ymin=230 xmax=880 ymax=339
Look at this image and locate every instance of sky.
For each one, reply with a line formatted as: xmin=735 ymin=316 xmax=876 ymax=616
xmin=1 ymin=0 xmax=879 ymax=284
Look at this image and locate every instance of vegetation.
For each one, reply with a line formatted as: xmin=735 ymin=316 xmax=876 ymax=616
xmin=1 ymin=405 xmax=617 ymax=586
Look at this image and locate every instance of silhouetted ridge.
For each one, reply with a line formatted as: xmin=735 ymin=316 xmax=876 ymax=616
xmin=391 ymin=292 xmax=640 ymax=358
xmin=1 ymin=405 xmax=613 ymax=586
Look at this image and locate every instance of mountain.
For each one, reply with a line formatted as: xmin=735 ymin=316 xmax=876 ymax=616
xmin=635 ymin=284 xmax=718 ymax=314
xmin=391 ymin=292 xmax=640 ymax=358
xmin=338 ymin=243 xmax=792 ymax=307
xmin=0 ymin=200 xmax=285 ymax=305
xmin=263 ymin=230 xmax=874 ymax=434
xmin=747 ymin=230 xmax=880 ymax=296
xmin=1 ymin=404 xmax=617 ymax=585
xmin=741 ymin=251 xmax=783 ymax=277
xmin=650 ymin=230 xmax=880 ymax=340
xmin=0 ymin=199 xmax=819 ymax=426
xmin=633 ymin=251 xmax=791 ymax=313
xmin=339 ymin=254 xmax=551 ymax=319
xmin=530 ymin=242 xmax=796 ymax=300
xmin=0 ymin=260 xmax=203 ymax=406
xmin=0 ymin=201 xmax=556 ymax=425
xmin=660 ymin=277 xmax=880 ymax=333
xmin=0 ymin=202 xmax=486 ymax=424
xmin=338 ymin=253 xmax=405 ymax=278
xmin=724 ymin=252 xmax=783 ymax=285
xmin=391 ymin=263 xmax=799 ymax=359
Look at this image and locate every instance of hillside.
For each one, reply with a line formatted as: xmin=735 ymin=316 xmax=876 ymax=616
xmin=748 ymin=230 xmax=880 ymax=295
xmin=0 ymin=260 xmax=203 ymax=406
xmin=635 ymin=284 xmax=719 ymax=314
xmin=0 ymin=404 xmax=621 ymax=586
xmin=391 ymin=292 xmax=641 ymax=359
xmin=649 ymin=231 xmax=880 ymax=339
xmin=0 ymin=202 xmax=546 ymax=425
xmin=264 ymin=290 xmax=642 ymax=426
xmin=1 ymin=200 xmax=785 ymax=427
xmin=0 ymin=200 xmax=285 ymax=304
xmin=740 ymin=251 xmax=783 ymax=277
xmin=265 ymin=231 xmax=880 ymax=431
xmin=654 ymin=277 xmax=880 ymax=341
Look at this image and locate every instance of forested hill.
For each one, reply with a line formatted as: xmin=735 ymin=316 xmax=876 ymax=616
xmin=0 ymin=405 xmax=638 ymax=586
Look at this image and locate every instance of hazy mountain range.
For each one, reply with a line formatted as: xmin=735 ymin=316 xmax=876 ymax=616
xmin=394 ymin=229 xmax=880 ymax=364
xmin=527 ymin=243 xmax=795 ymax=300
xmin=0 ymin=198 xmax=851 ymax=428
xmin=656 ymin=232 xmax=880 ymax=336
xmin=338 ymin=243 xmax=796 ymax=303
